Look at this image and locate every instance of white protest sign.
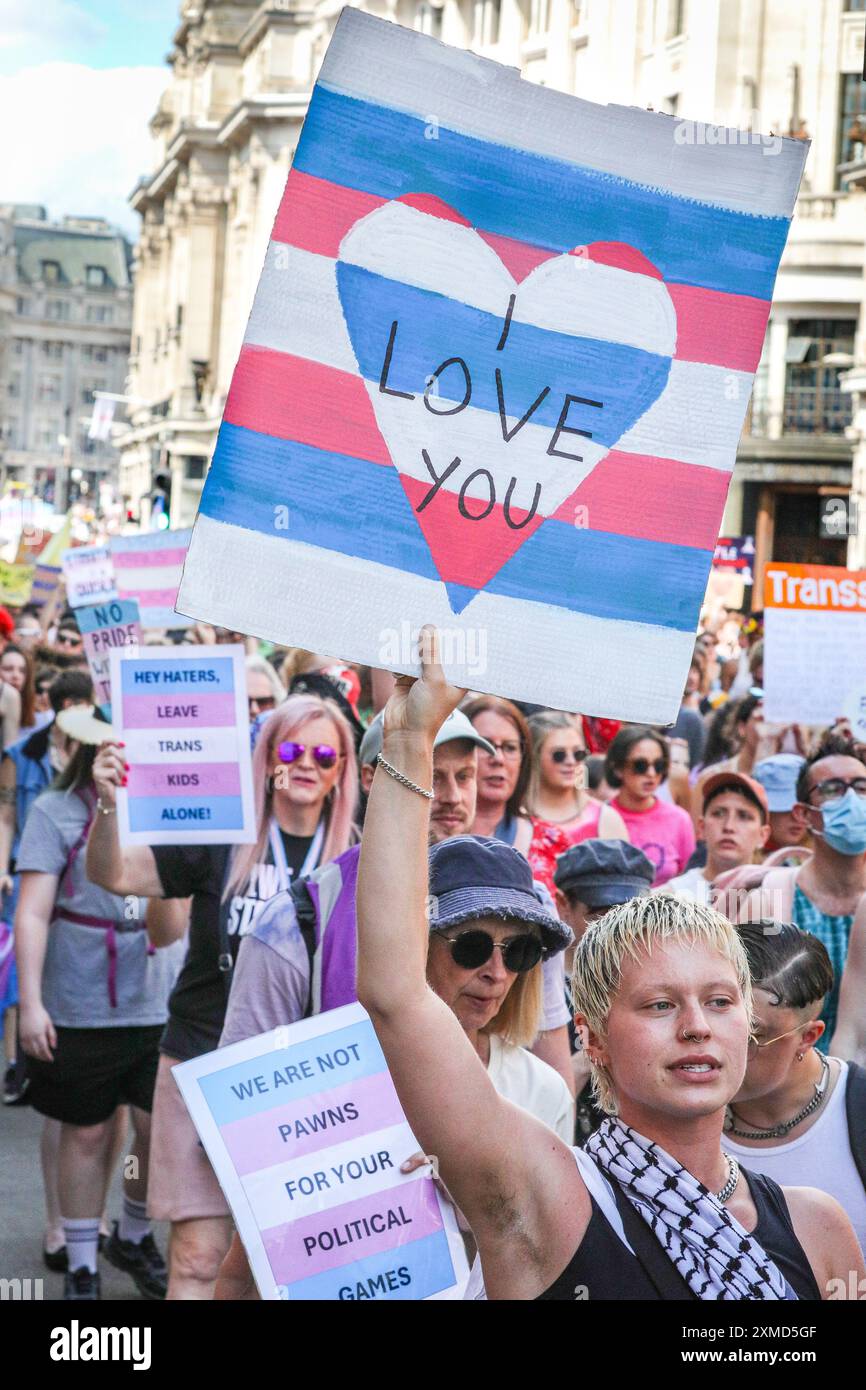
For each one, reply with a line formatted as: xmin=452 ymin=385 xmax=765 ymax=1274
xmin=763 ymin=562 xmax=866 ymax=725
xmin=174 ymin=1003 xmax=469 ymax=1301
xmin=174 ymin=6 xmax=808 ymax=724
xmin=76 ymin=598 xmax=141 ymax=717
xmin=109 ymin=644 xmax=255 ymax=845
xmin=61 ymin=543 xmax=118 ymax=608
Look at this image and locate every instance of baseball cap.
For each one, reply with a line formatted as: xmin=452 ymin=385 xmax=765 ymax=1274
xmin=701 ymin=770 xmax=769 ymax=822
xmin=752 ymin=754 xmax=806 ymax=814
xmin=553 ymin=839 xmax=655 ymax=908
xmin=359 ymin=708 xmax=495 ymax=767
xmin=428 ymin=835 xmax=572 ymax=957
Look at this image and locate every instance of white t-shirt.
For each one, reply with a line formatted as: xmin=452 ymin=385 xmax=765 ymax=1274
xmin=486 ymin=1033 xmax=575 ymax=1143
xmin=726 ymin=1060 xmax=866 ymax=1255
xmin=663 ymin=866 xmax=712 ymax=904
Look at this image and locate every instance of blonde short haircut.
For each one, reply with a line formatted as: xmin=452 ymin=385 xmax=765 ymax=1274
xmin=571 ymin=893 xmax=753 ymax=1115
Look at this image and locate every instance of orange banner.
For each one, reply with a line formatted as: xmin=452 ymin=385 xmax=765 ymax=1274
xmin=763 ymin=562 xmax=866 ymax=613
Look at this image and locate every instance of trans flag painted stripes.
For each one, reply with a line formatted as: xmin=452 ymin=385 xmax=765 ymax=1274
xmin=176 ymin=7 xmax=808 ymax=723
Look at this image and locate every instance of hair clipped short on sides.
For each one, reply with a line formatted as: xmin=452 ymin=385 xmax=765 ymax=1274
xmin=571 ymin=893 xmax=752 ymax=1115
xmin=795 ymin=731 xmax=862 ymax=805
xmin=736 ymin=920 xmax=833 ymax=1013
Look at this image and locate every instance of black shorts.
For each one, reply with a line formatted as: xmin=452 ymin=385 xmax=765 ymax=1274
xmin=26 ymin=1025 xmax=163 ymax=1126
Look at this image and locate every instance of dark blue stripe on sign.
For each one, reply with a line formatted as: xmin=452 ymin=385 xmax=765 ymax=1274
xmin=335 ymin=264 xmax=672 ymax=447
xmin=294 ymin=86 xmax=788 ymax=301
xmin=198 ymin=422 xmax=711 ymax=632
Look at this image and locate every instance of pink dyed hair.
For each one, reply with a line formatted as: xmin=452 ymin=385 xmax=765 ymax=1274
xmin=223 ymin=692 xmax=359 ymax=899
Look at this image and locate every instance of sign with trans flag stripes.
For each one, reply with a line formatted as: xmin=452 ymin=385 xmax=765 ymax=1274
xmin=110 ymin=644 xmax=255 ymax=846
xmin=174 ymin=1002 xmax=469 ymax=1301
xmin=175 ymin=7 xmax=808 ymax=722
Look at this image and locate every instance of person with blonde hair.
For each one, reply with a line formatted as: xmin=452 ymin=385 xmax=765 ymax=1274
xmin=355 ymin=629 xmax=864 ymax=1300
xmin=86 ymin=691 xmax=358 ymax=1299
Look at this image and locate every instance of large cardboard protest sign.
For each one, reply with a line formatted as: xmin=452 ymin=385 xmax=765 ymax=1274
xmin=77 ymin=598 xmax=141 ymax=717
xmin=763 ymin=562 xmax=866 ymax=724
xmin=111 ymin=529 xmax=192 ymax=629
xmin=174 ymin=1003 xmax=468 ymax=1301
xmin=109 ymin=644 xmax=255 ymax=845
xmin=176 ymin=8 xmax=807 ymax=722
xmin=62 ymin=543 xmax=118 ymax=609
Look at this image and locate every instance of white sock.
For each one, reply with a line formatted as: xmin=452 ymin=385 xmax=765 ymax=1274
xmin=118 ymin=1195 xmax=150 ymax=1245
xmin=65 ymin=1218 xmax=99 ymax=1274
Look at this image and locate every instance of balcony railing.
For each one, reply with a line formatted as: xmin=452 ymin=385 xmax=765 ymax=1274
xmin=744 ymin=387 xmax=854 ymax=438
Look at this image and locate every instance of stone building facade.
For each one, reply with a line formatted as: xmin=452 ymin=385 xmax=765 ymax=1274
xmin=121 ymin=0 xmax=866 ymax=578
xmin=0 ymin=205 xmax=133 ymax=512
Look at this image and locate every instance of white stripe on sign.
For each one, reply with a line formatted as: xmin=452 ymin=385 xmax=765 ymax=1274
xmin=320 ymin=8 xmax=806 ymax=220
xmin=176 ymin=514 xmax=695 ymax=723
xmin=618 ymin=358 xmax=748 ymax=472
xmin=122 ymin=727 xmax=242 ymax=764
xmin=244 ymin=243 xmax=357 ymax=374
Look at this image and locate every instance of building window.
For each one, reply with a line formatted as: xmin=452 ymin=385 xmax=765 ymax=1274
xmin=41 ymin=341 xmax=63 ymax=359
xmin=38 ymin=375 xmax=61 ymax=402
xmin=784 ymin=319 xmax=856 ymax=434
xmin=36 ymin=424 xmax=58 ymax=449
xmin=838 ymin=73 xmax=866 ymax=178
xmin=16 ymin=296 xmax=29 ymax=315
xmin=184 ymin=456 xmax=206 ymax=480
xmin=81 ymin=380 xmax=105 ymax=404
xmin=416 ymin=1 xmax=443 ymax=37
xmin=86 ymin=304 xmax=113 ymax=324
xmin=12 ymin=339 xmax=24 ymax=356
xmin=527 ymin=0 xmax=550 ymax=35
xmin=41 ymin=259 xmax=61 ymax=283
xmin=663 ymin=93 xmax=680 ymax=116
xmin=46 ymin=299 xmax=70 ymax=320
xmin=844 ymin=1 xmax=866 ymax=10
xmin=472 ymin=0 xmax=500 ymax=44
xmin=85 ymin=264 xmax=107 ymax=287
xmin=667 ymin=0 xmax=686 ymax=38
xmin=7 ymin=376 xmax=21 ymax=398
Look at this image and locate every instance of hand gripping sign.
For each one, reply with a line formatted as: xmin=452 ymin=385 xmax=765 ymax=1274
xmin=175 ymin=7 xmax=807 ymax=723
xmin=174 ymin=1003 xmax=469 ymax=1301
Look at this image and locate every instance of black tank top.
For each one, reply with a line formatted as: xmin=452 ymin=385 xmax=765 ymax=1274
xmin=538 ymin=1167 xmax=821 ymax=1301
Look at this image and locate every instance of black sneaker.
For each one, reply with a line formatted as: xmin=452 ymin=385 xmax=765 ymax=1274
xmin=43 ymin=1243 xmax=69 ymax=1273
xmin=103 ymin=1223 xmax=167 ymax=1300
xmin=64 ymin=1266 xmax=101 ymax=1300
xmin=2 ymin=1061 xmax=29 ymax=1106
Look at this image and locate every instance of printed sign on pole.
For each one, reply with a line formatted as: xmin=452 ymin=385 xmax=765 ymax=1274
xmin=77 ymin=598 xmax=141 ymax=717
xmin=763 ymin=562 xmax=866 ymax=724
xmin=62 ymin=543 xmax=118 ymax=609
xmin=109 ymin=644 xmax=255 ymax=845
xmin=111 ymin=529 xmax=193 ymax=629
xmin=712 ymin=535 xmax=755 ymax=584
xmin=174 ymin=7 xmax=808 ymax=723
xmin=174 ymin=1002 xmax=469 ymax=1301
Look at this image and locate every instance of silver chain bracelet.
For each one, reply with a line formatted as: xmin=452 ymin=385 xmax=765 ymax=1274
xmin=375 ymin=752 xmax=434 ymax=800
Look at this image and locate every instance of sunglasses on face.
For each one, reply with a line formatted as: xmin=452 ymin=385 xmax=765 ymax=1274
xmin=436 ymin=928 xmax=543 ymax=973
xmin=626 ymin=757 xmax=666 ymax=775
xmin=277 ymin=741 xmax=339 ymax=769
xmin=57 ymin=633 xmax=81 ymax=648
xmin=551 ymin=748 xmax=588 ymax=765
xmin=249 ymin=695 xmax=277 ymax=712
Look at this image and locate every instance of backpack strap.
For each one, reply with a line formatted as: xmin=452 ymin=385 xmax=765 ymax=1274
xmin=844 ymin=1062 xmax=866 ymax=1194
xmin=289 ymin=877 xmax=317 ymax=1019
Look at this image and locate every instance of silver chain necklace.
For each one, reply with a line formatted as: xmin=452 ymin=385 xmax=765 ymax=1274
xmin=715 ymin=1152 xmax=740 ymax=1205
xmin=725 ymin=1055 xmax=831 ymax=1140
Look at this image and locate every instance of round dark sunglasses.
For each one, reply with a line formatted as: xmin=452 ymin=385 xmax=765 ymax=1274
xmin=627 ymin=757 xmax=666 ymax=775
xmin=436 ymin=928 xmax=542 ymax=973
xmin=277 ymin=741 xmax=339 ymax=769
xmin=551 ymin=748 xmax=588 ymax=764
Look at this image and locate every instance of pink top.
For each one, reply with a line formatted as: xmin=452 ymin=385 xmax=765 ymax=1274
xmin=611 ymin=796 xmax=696 ymax=887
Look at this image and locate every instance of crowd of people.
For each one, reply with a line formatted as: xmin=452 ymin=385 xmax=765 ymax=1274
xmin=2 ymin=596 xmax=865 ymax=1302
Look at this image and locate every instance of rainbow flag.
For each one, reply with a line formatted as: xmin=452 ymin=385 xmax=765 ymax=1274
xmin=176 ymin=8 xmax=807 ymax=722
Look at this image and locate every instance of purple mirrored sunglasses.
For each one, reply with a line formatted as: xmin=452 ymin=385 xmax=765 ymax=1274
xmin=277 ymin=741 xmax=339 ymax=769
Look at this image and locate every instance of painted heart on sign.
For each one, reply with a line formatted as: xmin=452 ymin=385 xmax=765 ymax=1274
xmin=336 ymin=196 xmax=677 ymax=613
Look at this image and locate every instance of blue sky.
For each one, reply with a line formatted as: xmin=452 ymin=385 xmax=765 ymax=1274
xmin=0 ymin=0 xmax=182 ymax=236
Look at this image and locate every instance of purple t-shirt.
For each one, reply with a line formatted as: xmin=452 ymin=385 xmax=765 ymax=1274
xmin=611 ymin=796 xmax=696 ymax=887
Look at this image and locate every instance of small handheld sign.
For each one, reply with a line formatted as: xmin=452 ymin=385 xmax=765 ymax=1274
xmin=109 ymin=643 xmax=255 ymax=845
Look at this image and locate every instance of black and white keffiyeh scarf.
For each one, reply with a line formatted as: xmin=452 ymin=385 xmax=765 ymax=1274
xmin=586 ymin=1119 xmax=794 ymax=1301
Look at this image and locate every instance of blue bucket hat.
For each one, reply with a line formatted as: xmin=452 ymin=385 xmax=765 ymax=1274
xmin=752 ymin=754 xmax=806 ymax=813
xmin=427 ymin=835 xmax=572 ymax=957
